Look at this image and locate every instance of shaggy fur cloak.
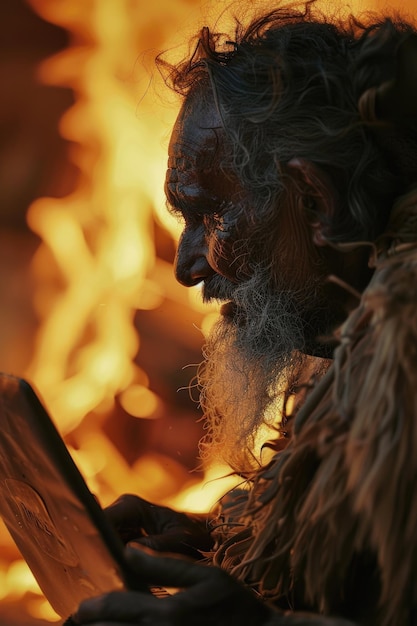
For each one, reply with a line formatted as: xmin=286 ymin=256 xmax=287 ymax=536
xmin=212 ymin=186 xmax=417 ymax=626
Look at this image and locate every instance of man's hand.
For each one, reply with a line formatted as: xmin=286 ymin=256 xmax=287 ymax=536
xmin=70 ymin=548 xmax=359 ymax=626
xmin=105 ymin=494 xmax=212 ymax=559
xmin=71 ymin=547 xmax=274 ymax=626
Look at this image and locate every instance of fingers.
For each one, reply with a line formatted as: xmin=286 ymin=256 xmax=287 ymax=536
xmin=125 ymin=547 xmax=209 ymax=588
xmin=125 ymin=548 xmax=269 ymax=618
xmin=104 ymin=495 xmax=147 ymax=544
xmin=105 ymin=494 xmax=151 ymax=526
xmin=132 ymin=532 xmax=209 ymax=559
xmin=105 ymin=495 xmax=184 ymax=536
xmin=73 ymin=552 xmax=272 ymax=626
xmin=74 ymin=590 xmax=164 ymax=624
xmin=105 ymin=494 xmax=213 ymax=556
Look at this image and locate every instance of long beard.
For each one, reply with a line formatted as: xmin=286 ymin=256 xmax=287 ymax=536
xmin=197 ymin=271 xmax=314 ymax=473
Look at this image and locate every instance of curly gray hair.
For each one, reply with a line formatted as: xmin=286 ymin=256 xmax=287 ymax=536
xmin=158 ymin=1 xmax=417 ymax=245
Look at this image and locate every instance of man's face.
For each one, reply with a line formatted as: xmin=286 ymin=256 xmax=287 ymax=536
xmin=165 ymin=89 xmax=333 ymax=339
xmin=165 ymin=90 xmax=250 ymax=305
xmin=165 ymin=89 xmax=331 ymax=469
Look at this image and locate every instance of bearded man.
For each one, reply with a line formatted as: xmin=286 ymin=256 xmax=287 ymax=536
xmin=70 ymin=3 xmax=417 ymax=625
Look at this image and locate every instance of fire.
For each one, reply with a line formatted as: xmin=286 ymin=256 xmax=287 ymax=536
xmin=0 ymin=0 xmax=228 ymax=621
xmin=1 ymin=0 xmax=415 ymax=622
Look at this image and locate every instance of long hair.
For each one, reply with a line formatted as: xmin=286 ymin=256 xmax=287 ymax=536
xmin=159 ymin=4 xmax=417 ymax=623
xmin=158 ymin=2 xmax=417 ymax=247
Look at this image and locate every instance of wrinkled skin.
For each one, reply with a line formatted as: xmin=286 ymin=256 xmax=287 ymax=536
xmin=166 ymin=90 xmax=371 ymax=351
xmin=166 ymin=90 xmax=250 ymax=290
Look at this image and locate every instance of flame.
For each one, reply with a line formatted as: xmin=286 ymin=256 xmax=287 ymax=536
xmin=0 ymin=0 xmax=231 ymax=619
xmin=25 ymin=6 xmax=156 ymax=432
xmin=0 ymin=0 xmax=218 ymax=618
xmin=1 ymin=0 xmax=415 ymax=621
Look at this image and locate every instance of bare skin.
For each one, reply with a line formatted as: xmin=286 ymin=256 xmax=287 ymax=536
xmin=165 ymin=90 xmax=250 ymax=289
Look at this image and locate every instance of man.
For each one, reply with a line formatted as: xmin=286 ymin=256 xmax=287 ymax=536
xmin=71 ymin=3 xmax=417 ymax=625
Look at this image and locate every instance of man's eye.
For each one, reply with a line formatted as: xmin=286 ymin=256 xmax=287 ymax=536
xmin=204 ymin=201 xmax=237 ymax=235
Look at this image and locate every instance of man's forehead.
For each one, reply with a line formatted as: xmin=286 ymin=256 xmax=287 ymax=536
xmin=168 ymin=91 xmax=225 ymax=171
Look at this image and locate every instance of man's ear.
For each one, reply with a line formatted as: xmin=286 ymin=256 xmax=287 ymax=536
xmin=286 ymin=157 xmax=338 ymax=246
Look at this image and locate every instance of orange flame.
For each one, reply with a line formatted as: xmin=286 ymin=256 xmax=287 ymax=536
xmin=0 ymin=0 xmax=229 ymax=620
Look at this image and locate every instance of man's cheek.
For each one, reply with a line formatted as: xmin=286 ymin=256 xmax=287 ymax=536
xmin=208 ymin=236 xmax=251 ymax=282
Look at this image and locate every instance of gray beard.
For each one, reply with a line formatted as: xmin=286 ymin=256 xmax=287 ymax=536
xmin=197 ymin=270 xmax=316 ymax=473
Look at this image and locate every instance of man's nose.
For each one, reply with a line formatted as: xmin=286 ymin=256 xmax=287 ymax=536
xmin=174 ymin=227 xmax=214 ymax=287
